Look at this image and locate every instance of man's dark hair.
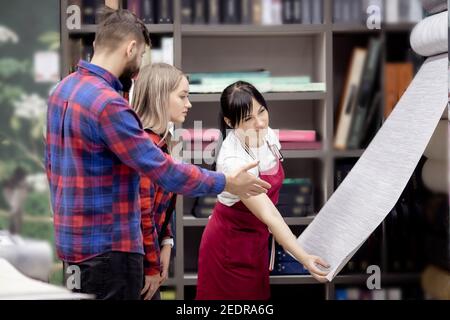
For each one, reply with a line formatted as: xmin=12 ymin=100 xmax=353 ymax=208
xmin=94 ymin=6 xmax=150 ymax=51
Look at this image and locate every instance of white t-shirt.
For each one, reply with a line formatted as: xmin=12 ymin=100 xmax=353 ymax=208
xmin=216 ymin=127 xmax=281 ymax=206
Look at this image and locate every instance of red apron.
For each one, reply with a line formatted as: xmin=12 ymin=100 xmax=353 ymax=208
xmin=196 ymin=161 xmax=285 ymax=300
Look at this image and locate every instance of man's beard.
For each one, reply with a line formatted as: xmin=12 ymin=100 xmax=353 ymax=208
xmin=119 ymin=58 xmax=140 ymax=92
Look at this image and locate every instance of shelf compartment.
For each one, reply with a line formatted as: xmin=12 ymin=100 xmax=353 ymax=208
xmin=182 ymin=33 xmax=327 ymax=84
xmin=181 ymin=24 xmax=326 ymax=36
xmin=68 ymin=24 xmax=174 ymax=35
xmin=189 ymin=92 xmax=327 ymax=103
xmin=332 ymin=149 xmax=365 ymax=158
xmin=184 ymin=272 xmax=420 ymax=286
xmin=183 ymin=215 xmax=316 ymax=227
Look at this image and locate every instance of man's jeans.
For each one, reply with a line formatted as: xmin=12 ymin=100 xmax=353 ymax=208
xmin=66 ymin=251 xmax=144 ymax=300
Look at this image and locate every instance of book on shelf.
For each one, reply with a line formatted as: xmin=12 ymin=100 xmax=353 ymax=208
xmin=149 ymin=36 xmax=174 ymax=65
xmin=105 ymin=0 xmax=119 ymax=10
xmin=276 ymin=178 xmax=314 ymax=217
xmin=125 ymin=0 xmax=173 ymax=24
xmin=334 ymin=47 xmax=367 ymax=150
xmin=157 ymin=0 xmax=174 ymax=23
xmin=333 ymin=0 xmax=422 ymax=25
xmin=222 ymin=0 xmax=241 ymax=24
xmin=383 ymin=62 xmax=413 ymax=119
xmin=270 ymin=242 xmax=309 ymax=275
xmin=207 ymin=0 xmax=221 ymax=24
xmin=335 ymin=287 xmax=404 ymax=300
xmin=347 ymin=38 xmax=382 ymax=150
xmin=281 ymin=141 xmax=322 ymax=150
xmin=282 ymin=0 xmax=293 ymax=24
xmin=188 ymin=72 xmax=324 ymax=94
xmin=241 ymin=0 xmax=254 ymax=24
xmin=385 ymin=0 xmax=423 ymax=24
xmin=311 ymin=0 xmax=323 ymax=24
xmin=141 ymin=0 xmax=156 ymax=24
xmin=191 ymin=196 xmax=217 ymax=218
xmin=276 ymin=204 xmax=313 ymax=217
xmin=359 ymin=91 xmax=382 ymax=148
xmin=69 ymin=38 xmax=94 ymax=73
xmin=127 ymin=0 xmax=141 ymax=18
xmin=178 ymin=0 xmax=322 ymax=25
xmin=181 ymin=0 xmax=193 ymax=24
xmin=277 ymin=129 xmax=316 ymax=142
xmin=334 ymin=160 xmax=354 ymax=189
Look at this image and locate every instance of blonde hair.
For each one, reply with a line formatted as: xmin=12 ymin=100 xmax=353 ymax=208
xmin=131 ymin=63 xmax=185 ymax=151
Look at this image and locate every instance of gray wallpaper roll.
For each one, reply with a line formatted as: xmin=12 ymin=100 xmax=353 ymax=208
xmin=298 ymin=54 xmax=448 ymax=281
xmin=410 ymin=11 xmax=448 ymax=57
xmin=422 ymin=158 xmax=448 ymax=193
xmin=424 ymin=119 xmax=448 ymax=159
xmin=421 ymin=0 xmax=447 ymax=14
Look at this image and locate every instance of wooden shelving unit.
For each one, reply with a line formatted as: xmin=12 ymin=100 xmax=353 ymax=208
xmin=60 ymin=0 xmax=422 ymax=300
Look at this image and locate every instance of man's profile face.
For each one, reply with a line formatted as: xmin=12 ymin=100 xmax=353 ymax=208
xmin=122 ymin=42 xmax=145 ymax=80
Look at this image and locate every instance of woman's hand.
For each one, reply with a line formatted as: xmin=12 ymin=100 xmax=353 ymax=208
xmin=302 ymin=255 xmax=330 ymax=283
xmin=159 ymin=245 xmax=171 ymax=285
xmin=141 ymin=274 xmax=161 ymax=300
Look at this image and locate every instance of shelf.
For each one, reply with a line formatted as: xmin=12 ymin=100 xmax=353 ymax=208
xmin=333 ymin=273 xmax=420 ymax=285
xmin=189 ymin=92 xmax=327 ymax=102
xmin=182 ymin=24 xmax=326 ymax=36
xmin=332 ymin=23 xmax=415 ymax=34
xmin=183 ymin=215 xmax=316 ymax=227
xmin=283 ymin=149 xmax=325 ymax=159
xmin=332 ymin=24 xmax=381 ymax=33
xmin=68 ymin=24 xmax=97 ymax=34
xmin=283 ymin=216 xmax=316 ymax=225
xmin=183 ymin=272 xmax=420 ymax=286
xmin=183 ymin=273 xmax=317 ymax=285
xmin=68 ymin=24 xmax=174 ymax=35
xmin=160 ymin=277 xmax=176 ymax=287
xmin=182 ymin=149 xmax=324 ymax=163
xmin=270 ymin=274 xmax=317 ymax=284
xmin=183 ymin=215 xmax=210 ymax=227
xmin=383 ymin=23 xmax=416 ymax=32
xmin=333 ymin=149 xmax=365 ymax=158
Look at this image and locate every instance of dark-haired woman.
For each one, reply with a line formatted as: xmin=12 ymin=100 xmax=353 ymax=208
xmin=196 ymin=81 xmax=329 ymax=300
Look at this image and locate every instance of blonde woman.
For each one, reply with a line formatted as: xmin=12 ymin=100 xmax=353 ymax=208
xmin=132 ymin=63 xmax=193 ymax=300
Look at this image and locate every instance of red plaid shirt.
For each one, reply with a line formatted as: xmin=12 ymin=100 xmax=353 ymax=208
xmin=141 ymin=130 xmax=175 ymax=275
xmin=46 ymin=60 xmax=225 ymax=263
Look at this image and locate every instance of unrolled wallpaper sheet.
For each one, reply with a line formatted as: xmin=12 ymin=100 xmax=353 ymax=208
xmin=0 ymin=258 xmax=92 ymax=300
xmin=298 ymin=53 xmax=448 ymax=281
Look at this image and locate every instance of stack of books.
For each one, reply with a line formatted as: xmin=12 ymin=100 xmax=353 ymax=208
xmin=188 ymin=71 xmax=325 ymax=94
xmin=126 ymin=0 xmax=174 ymax=24
xmin=277 ymin=129 xmax=321 ymax=150
xmin=270 ymin=242 xmax=308 ymax=275
xmin=191 ymin=196 xmax=217 ymax=218
xmin=276 ymin=178 xmax=314 ymax=217
xmin=333 ymin=0 xmax=423 ymax=25
xmin=182 ymin=0 xmax=324 ymax=25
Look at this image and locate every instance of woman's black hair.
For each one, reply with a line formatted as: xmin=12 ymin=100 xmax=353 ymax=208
xmin=212 ymin=81 xmax=268 ymax=170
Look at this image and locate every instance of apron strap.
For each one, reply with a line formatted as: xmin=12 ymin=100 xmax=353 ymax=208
xmin=269 ymin=234 xmax=275 ymax=271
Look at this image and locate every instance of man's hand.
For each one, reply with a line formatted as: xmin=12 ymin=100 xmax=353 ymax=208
xmin=159 ymin=245 xmax=171 ymax=285
xmin=224 ymin=161 xmax=271 ymax=198
xmin=141 ymin=274 xmax=161 ymax=300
